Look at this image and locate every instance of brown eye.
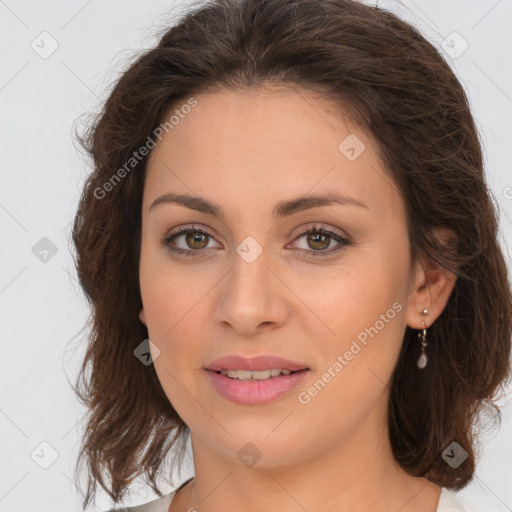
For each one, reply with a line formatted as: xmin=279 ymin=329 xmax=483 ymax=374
xmin=162 ymin=225 xmax=219 ymax=257
xmin=289 ymin=226 xmax=351 ymax=257
xmin=305 ymin=232 xmax=331 ymax=251
xmin=162 ymin=224 xmax=350 ymax=259
xmin=184 ymin=231 xmax=209 ymax=250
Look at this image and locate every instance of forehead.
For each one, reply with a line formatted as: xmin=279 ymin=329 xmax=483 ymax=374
xmin=150 ymin=85 xmax=365 ymax=160
xmin=143 ymin=86 xmax=403 ymax=221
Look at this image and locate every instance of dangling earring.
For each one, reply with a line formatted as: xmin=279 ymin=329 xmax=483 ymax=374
xmin=416 ymin=308 xmax=429 ymax=369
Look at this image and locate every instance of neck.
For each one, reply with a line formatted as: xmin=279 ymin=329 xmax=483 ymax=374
xmin=172 ymin=414 xmax=441 ymax=512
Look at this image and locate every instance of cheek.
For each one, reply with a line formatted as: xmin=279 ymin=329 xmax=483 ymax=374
xmin=295 ymin=290 xmax=406 ymax=438
xmin=139 ymin=267 xmax=203 ymax=411
xmin=315 ymin=251 xmax=408 ymax=376
xmin=139 ymin=251 xmax=199 ymax=341
xmin=139 ymin=262 xmax=212 ymax=380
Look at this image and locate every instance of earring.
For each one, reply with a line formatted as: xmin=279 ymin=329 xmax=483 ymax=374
xmin=416 ymin=308 xmax=429 ymax=369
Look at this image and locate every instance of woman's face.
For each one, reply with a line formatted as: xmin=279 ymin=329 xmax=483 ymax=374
xmin=138 ymin=86 xmax=437 ymax=468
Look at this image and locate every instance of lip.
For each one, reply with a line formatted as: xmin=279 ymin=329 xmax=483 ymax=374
xmin=206 ymin=368 xmax=310 ymax=405
xmin=205 ymin=354 xmax=310 ymax=372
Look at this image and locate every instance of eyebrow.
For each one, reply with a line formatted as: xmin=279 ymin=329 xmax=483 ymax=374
xmin=149 ymin=192 xmax=369 ymax=218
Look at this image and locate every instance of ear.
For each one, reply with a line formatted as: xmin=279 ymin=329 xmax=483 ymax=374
xmin=139 ymin=307 xmax=147 ymax=326
xmin=404 ymin=227 xmax=458 ymax=329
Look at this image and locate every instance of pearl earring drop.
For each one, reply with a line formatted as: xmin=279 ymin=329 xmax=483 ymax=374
xmin=416 ymin=308 xmax=429 ymax=369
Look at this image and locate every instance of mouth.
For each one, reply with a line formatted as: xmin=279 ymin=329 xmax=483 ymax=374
xmin=206 ymin=367 xmax=311 ymax=405
xmin=205 ymin=354 xmax=310 ymax=374
xmin=204 ymin=354 xmax=310 ymax=404
xmin=211 ymin=368 xmax=308 ymax=381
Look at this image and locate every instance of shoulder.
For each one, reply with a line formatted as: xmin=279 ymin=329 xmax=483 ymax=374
xmin=103 ymin=489 xmax=177 ymax=512
xmin=104 ymin=476 xmax=194 ymax=512
xmin=104 ymin=482 xmax=466 ymax=512
xmin=437 ymin=487 xmax=467 ymax=512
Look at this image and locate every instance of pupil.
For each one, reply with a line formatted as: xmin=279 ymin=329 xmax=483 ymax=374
xmin=309 ymin=233 xmax=329 ymax=250
xmin=187 ymin=232 xmax=208 ymax=249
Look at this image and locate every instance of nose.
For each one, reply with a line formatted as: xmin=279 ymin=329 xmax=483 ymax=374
xmin=213 ymin=243 xmax=289 ymax=337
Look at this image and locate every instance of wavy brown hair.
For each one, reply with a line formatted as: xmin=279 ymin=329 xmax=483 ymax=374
xmin=70 ymin=0 xmax=512 ymax=509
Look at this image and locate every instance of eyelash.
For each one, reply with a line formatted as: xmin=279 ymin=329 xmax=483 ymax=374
xmin=161 ymin=223 xmax=351 ymax=259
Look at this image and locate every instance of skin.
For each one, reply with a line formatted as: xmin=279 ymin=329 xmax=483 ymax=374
xmin=138 ymin=85 xmax=457 ymax=512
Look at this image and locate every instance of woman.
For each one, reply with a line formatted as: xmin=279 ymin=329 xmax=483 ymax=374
xmin=71 ymin=0 xmax=512 ymax=511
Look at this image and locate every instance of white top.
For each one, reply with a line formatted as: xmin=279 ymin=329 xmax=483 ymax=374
xmin=106 ymin=481 xmax=467 ymax=512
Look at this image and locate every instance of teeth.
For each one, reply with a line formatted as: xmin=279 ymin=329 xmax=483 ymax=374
xmin=220 ymin=368 xmax=294 ymax=380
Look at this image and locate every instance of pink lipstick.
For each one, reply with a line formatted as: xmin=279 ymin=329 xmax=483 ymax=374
xmin=205 ymin=354 xmax=310 ymax=405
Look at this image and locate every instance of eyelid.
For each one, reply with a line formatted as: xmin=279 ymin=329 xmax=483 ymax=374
xmin=286 ymin=224 xmax=351 ymax=256
xmin=161 ymin=223 xmax=220 ymax=247
xmin=291 ymin=223 xmax=349 ymax=242
xmin=161 ymin=222 xmax=351 ymax=257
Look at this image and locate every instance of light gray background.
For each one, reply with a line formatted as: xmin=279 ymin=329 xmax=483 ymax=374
xmin=1 ymin=0 xmax=511 ymax=511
